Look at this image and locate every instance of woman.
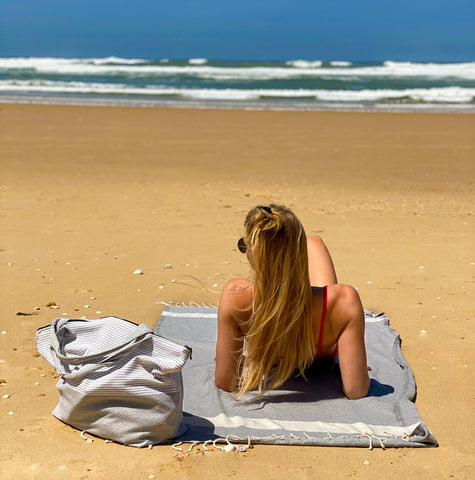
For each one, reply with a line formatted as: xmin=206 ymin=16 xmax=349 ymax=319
xmin=215 ymin=204 xmax=370 ymax=399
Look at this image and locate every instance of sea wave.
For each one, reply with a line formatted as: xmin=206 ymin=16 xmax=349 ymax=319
xmin=1 ymin=80 xmax=473 ymax=103
xmin=188 ymin=58 xmax=208 ymax=65
xmin=90 ymin=56 xmax=148 ymax=65
xmin=285 ymin=60 xmax=323 ymax=68
xmin=330 ymin=61 xmax=352 ymax=67
xmin=1 ymin=57 xmax=474 ymax=80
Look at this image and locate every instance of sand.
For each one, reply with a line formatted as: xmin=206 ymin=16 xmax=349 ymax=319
xmin=0 ymin=103 xmax=473 ymax=479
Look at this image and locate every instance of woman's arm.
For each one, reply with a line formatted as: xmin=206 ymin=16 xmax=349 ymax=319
xmin=215 ymin=279 xmax=251 ymax=392
xmin=331 ymin=285 xmax=370 ymax=399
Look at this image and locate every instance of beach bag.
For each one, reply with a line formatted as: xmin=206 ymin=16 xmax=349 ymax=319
xmin=35 ymin=316 xmax=191 ymax=447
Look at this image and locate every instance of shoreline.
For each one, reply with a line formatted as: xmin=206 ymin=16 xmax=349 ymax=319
xmin=1 ymin=94 xmax=474 ymax=114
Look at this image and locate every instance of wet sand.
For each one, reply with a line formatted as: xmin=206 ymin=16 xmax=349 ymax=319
xmin=0 ymin=104 xmax=473 ymax=479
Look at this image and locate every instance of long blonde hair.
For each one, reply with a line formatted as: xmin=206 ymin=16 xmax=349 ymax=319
xmin=237 ymin=205 xmax=315 ymax=397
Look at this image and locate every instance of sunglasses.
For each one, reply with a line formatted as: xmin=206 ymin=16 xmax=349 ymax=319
xmin=237 ymin=237 xmax=247 ymax=254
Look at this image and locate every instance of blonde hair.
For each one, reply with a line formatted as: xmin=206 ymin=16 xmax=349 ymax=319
xmin=237 ymin=205 xmax=315 ymax=398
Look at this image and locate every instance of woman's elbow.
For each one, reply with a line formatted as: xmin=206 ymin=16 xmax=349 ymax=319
xmin=215 ymin=380 xmax=233 ymax=393
xmin=215 ymin=373 xmax=234 ymax=393
xmin=345 ymin=389 xmax=368 ymax=400
xmin=343 ymin=377 xmax=370 ymax=400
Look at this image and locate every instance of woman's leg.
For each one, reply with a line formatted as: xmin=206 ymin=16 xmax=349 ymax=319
xmin=307 ymin=235 xmax=338 ymax=286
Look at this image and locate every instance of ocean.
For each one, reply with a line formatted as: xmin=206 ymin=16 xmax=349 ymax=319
xmin=0 ymin=57 xmax=474 ymax=112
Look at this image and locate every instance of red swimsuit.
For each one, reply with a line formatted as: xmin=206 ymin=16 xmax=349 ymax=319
xmin=316 ymin=286 xmax=338 ymax=359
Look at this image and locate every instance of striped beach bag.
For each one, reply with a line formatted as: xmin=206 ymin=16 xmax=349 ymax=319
xmin=36 ymin=316 xmax=191 ymax=447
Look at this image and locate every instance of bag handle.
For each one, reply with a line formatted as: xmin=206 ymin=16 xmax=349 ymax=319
xmin=49 ymin=318 xmax=153 ymax=379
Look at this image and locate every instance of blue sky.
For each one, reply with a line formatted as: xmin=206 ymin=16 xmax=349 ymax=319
xmin=0 ymin=0 xmax=473 ymax=61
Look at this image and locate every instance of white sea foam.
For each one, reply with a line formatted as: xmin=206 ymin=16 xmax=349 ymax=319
xmin=1 ymin=80 xmax=473 ymax=103
xmin=311 ymin=87 xmax=475 ymax=103
xmin=91 ymin=56 xmax=148 ymax=65
xmin=382 ymin=60 xmax=475 ymax=78
xmin=1 ymin=57 xmax=474 ymax=80
xmin=188 ymin=58 xmax=208 ymax=65
xmin=330 ymin=61 xmax=352 ymax=67
xmin=286 ymin=60 xmax=323 ymax=68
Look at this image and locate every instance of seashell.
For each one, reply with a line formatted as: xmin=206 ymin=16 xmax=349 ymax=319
xmin=34 ymin=307 xmax=41 ymax=311
xmin=2 ymin=394 xmax=10 ymax=399
xmin=224 ymin=444 xmax=235 ymax=452
xmin=0 ymin=379 xmax=6 ymax=385
xmin=133 ymin=269 xmax=143 ymax=275
xmin=1 ymin=331 xmax=7 ymax=335
xmin=80 ymin=431 xmax=94 ymax=443
xmin=164 ymin=264 xmax=172 ymax=269
xmin=46 ymin=302 xmax=57 ymax=307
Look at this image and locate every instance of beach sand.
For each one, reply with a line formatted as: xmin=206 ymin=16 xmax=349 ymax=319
xmin=0 ymin=104 xmax=473 ymax=479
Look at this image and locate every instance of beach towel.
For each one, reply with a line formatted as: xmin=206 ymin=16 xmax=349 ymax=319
xmin=155 ymin=306 xmax=437 ymax=448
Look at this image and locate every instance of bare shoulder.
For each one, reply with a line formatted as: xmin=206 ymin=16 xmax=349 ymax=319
xmin=221 ymin=278 xmax=253 ymax=305
xmin=326 ymin=284 xmax=364 ymax=330
xmin=223 ymin=277 xmax=251 ymax=292
xmin=218 ymin=278 xmax=253 ymax=326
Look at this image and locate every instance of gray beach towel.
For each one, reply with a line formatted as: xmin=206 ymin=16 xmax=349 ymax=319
xmin=155 ymin=306 xmax=437 ymax=448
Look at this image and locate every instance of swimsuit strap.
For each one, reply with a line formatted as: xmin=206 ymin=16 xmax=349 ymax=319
xmin=316 ymin=285 xmax=328 ymax=357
